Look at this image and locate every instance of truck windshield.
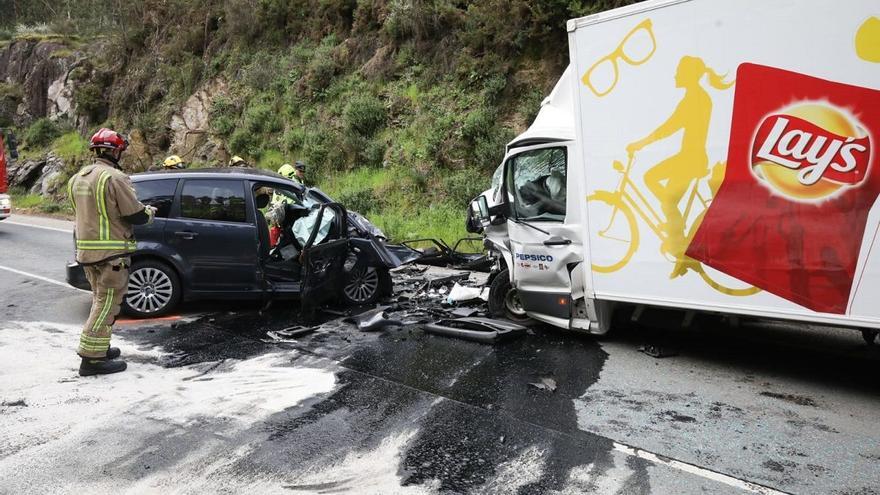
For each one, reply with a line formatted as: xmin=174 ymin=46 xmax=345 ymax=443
xmin=507 ymin=147 xmax=567 ymax=222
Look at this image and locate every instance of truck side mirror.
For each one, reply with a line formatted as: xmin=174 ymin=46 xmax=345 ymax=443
xmin=466 ymin=195 xmax=491 ymax=233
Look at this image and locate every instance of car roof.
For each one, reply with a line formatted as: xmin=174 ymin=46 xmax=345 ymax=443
xmin=132 ymin=167 xmax=300 ymax=188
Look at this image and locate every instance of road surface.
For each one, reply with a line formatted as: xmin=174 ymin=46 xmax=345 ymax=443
xmin=1 ymin=214 xmax=878 ymax=494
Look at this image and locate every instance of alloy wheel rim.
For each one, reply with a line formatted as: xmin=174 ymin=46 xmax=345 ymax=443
xmin=126 ymin=267 xmax=173 ymax=313
xmin=344 ymin=267 xmax=379 ymax=303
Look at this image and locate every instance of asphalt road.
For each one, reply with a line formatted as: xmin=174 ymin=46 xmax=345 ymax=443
xmin=0 ymin=214 xmax=878 ymax=494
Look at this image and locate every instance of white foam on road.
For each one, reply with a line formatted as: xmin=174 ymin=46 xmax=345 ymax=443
xmin=0 ymin=320 xmax=338 ymax=493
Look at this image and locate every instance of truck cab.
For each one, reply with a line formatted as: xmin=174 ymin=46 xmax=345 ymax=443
xmin=470 ymin=67 xmax=606 ymax=333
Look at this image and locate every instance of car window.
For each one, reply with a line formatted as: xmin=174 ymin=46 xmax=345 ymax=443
xmin=133 ymin=179 xmax=177 ymax=218
xmin=180 ymin=179 xmax=247 ymax=223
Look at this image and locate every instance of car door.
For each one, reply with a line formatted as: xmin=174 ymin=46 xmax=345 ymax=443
xmin=505 ymin=145 xmax=582 ymax=323
xmin=165 ymin=178 xmax=259 ymax=292
xmin=300 ymin=203 xmax=349 ymax=312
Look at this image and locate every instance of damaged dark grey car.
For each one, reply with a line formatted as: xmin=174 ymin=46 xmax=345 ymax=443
xmin=66 ymin=168 xmax=399 ymax=318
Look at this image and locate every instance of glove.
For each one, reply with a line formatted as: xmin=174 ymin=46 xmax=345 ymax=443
xmin=145 ymin=205 xmax=157 ymax=225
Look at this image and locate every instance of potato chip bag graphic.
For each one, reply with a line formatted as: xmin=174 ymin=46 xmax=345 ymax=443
xmin=855 ymin=16 xmax=880 ymax=63
xmin=687 ymin=64 xmax=880 ymax=314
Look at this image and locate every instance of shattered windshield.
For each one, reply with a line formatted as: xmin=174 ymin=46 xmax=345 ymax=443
xmin=508 ymin=147 xmax=567 ymax=222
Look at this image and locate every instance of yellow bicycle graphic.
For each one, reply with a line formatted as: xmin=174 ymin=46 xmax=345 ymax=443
xmin=587 ymin=154 xmax=761 ymax=297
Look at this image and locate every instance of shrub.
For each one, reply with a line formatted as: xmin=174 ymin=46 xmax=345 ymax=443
xmin=344 ymin=94 xmax=386 ymax=137
xmin=337 ymin=188 xmax=376 ymax=215
xmin=442 ymin=167 xmax=486 ymax=206
xmin=22 ymin=118 xmax=61 ymax=150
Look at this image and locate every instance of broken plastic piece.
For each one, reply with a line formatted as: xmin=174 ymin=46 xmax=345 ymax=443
xmin=446 ymin=283 xmax=489 ymax=304
xmin=264 ymin=326 xmax=317 ymax=342
xmin=529 ymin=377 xmax=557 ymax=392
xmin=345 ymin=307 xmax=404 ymax=332
xmin=422 ymin=317 xmax=527 ymax=344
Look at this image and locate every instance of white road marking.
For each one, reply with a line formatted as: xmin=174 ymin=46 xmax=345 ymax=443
xmin=3 ymin=220 xmax=73 ymax=234
xmin=0 ymin=265 xmax=89 ymax=293
xmin=613 ymin=442 xmax=790 ymax=495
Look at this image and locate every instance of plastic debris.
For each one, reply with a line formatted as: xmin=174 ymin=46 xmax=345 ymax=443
xmin=446 ymin=283 xmax=490 ymax=304
xmin=529 ymin=377 xmax=557 ymax=392
xmin=345 ymin=308 xmax=404 ymax=332
xmin=422 ymin=317 xmax=527 ymax=344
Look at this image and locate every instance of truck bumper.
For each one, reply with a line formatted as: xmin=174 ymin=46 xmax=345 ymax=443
xmin=66 ymin=262 xmax=91 ymax=291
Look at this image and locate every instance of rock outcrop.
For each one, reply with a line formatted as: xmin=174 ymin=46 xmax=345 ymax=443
xmin=7 ymin=153 xmax=70 ymax=200
xmin=0 ymin=40 xmax=79 ymax=125
xmin=168 ymin=78 xmax=229 ymax=165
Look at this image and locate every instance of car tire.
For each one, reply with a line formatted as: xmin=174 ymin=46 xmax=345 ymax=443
xmin=488 ymin=268 xmax=531 ymax=322
xmin=122 ymin=260 xmax=181 ymax=318
xmin=342 ymin=265 xmax=390 ymax=306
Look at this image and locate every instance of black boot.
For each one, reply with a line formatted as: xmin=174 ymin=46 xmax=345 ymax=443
xmin=79 ymin=357 xmax=127 ymax=376
xmin=106 ymin=347 xmax=121 ymax=360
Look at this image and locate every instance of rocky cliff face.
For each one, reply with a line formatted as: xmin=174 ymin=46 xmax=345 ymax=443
xmin=0 ymin=40 xmax=80 ymax=126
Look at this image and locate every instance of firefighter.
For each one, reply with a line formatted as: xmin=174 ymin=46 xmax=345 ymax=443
xmin=163 ymin=155 xmax=186 ymax=169
xmin=278 ymin=161 xmax=307 ymax=185
xmin=230 ymin=155 xmax=248 ymax=167
xmin=68 ymin=128 xmax=156 ymax=376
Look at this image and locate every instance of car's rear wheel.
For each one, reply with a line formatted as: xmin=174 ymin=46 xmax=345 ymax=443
xmin=123 ymin=260 xmax=181 ymax=318
xmin=342 ymin=266 xmax=390 ymax=306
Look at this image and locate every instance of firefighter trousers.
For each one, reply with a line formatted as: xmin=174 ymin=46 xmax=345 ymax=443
xmin=78 ymin=258 xmax=129 ymax=359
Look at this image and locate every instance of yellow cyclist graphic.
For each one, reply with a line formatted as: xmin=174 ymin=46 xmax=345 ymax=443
xmin=625 ymin=55 xmax=733 ymax=276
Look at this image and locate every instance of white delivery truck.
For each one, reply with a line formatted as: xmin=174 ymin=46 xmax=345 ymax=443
xmin=469 ymin=0 xmax=880 ymax=340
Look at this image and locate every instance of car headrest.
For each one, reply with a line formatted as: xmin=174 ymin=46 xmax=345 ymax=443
xmin=255 ymin=194 xmax=270 ymax=209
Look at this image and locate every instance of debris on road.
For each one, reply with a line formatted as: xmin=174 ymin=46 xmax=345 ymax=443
xmin=446 ymin=283 xmax=489 ymax=304
xmin=264 ymin=326 xmax=318 ymax=342
xmin=529 ymin=377 xmax=557 ymax=392
xmin=422 ymin=317 xmax=527 ymax=344
xmin=345 ymin=307 xmax=405 ymax=332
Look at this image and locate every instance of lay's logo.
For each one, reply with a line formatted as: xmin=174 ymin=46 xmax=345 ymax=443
xmin=751 ymin=103 xmax=872 ymax=202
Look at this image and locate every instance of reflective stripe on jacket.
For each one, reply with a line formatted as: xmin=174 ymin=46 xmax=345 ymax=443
xmin=68 ymin=158 xmax=146 ymax=264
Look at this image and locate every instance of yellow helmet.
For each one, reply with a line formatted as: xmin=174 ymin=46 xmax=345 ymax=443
xmin=230 ymin=155 xmax=247 ymax=166
xmin=277 ymin=163 xmax=296 ymax=179
xmin=163 ymin=155 xmax=185 ymax=169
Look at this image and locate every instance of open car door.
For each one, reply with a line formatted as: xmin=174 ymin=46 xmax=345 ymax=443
xmin=301 ymin=203 xmax=349 ymax=313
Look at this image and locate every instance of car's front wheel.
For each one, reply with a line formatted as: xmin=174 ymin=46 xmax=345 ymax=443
xmin=122 ymin=260 xmax=181 ymax=318
xmin=341 ymin=265 xmax=391 ymax=306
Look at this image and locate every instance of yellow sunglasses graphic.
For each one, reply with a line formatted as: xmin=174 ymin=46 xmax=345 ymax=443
xmin=582 ymin=18 xmax=657 ymax=97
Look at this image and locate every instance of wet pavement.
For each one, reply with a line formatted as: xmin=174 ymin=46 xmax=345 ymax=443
xmin=2 ymin=215 xmax=879 ymax=494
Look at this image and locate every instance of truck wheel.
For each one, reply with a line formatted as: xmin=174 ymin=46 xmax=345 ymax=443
xmin=488 ymin=269 xmax=531 ymax=322
xmin=122 ymin=260 xmax=181 ymax=318
xmin=342 ymin=266 xmax=389 ymax=306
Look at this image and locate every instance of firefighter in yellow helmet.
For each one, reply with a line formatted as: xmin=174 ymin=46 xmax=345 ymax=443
xmin=67 ymin=128 xmax=156 ymax=376
xmin=230 ymin=155 xmax=248 ymax=167
xmin=278 ymin=161 xmax=307 ymax=185
xmin=163 ymin=155 xmax=186 ymax=169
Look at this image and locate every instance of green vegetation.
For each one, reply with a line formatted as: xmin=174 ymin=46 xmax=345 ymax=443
xmin=22 ymin=118 xmax=61 ymax=150
xmin=8 ymin=186 xmax=71 ymax=215
xmin=2 ymin=0 xmax=636 ymax=242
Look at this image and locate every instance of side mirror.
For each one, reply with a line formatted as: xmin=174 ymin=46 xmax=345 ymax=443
xmin=466 ymin=195 xmax=491 ymax=233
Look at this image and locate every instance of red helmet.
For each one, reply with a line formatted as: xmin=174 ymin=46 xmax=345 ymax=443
xmin=89 ymin=128 xmax=129 ymax=152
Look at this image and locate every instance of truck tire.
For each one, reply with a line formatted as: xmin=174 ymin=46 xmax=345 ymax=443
xmin=122 ymin=259 xmax=181 ymax=318
xmin=488 ymin=269 xmax=531 ymax=323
